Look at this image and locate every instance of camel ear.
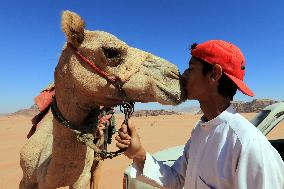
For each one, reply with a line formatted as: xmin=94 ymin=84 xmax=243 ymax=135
xmin=61 ymin=10 xmax=85 ymax=47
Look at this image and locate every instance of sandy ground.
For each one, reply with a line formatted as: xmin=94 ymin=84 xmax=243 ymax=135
xmin=0 ymin=113 xmax=283 ymax=189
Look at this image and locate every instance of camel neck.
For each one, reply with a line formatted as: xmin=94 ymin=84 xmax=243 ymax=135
xmin=51 ymin=97 xmax=102 ymax=133
xmin=54 ymin=87 xmax=98 ymax=128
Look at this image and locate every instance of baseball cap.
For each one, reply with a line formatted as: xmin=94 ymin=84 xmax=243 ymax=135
xmin=191 ymin=40 xmax=254 ymax=97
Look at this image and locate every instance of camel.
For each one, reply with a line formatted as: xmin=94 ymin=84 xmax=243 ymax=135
xmin=19 ymin=10 xmax=185 ymax=189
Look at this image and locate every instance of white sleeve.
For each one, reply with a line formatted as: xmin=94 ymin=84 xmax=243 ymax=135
xmin=129 ymin=139 xmax=190 ymax=189
xmin=234 ymin=138 xmax=284 ymax=189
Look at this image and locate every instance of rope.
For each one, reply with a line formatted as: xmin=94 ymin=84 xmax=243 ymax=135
xmin=52 ymin=44 xmax=136 ymax=160
xmin=51 ymin=96 xmax=133 ymax=160
xmin=67 ymin=43 xmax=117 ymax=84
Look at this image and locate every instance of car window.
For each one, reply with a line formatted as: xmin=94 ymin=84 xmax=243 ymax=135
xmin=275 ymin=111 xmax=284 ymax=118
xmin=251 ymin=110 xmax=271 ymax=126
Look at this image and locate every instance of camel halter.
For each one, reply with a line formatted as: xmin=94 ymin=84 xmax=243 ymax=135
xmin=51 ymin=97 xmax=133 ymax=159
xmin=67 ymin=43 xmax=120 ymax=87
xmin=67 ymin=43 xmax=133 ymax=107
xmin=50 ymin=43 xmax=135 ymax=159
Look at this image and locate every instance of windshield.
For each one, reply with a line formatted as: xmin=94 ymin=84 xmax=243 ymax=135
xmin=251 ymin=110 xmax=271 ymax=126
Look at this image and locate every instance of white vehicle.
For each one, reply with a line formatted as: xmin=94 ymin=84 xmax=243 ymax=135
xmin=123 ymin=102 xmax=284 ymax=189
xmin=251 ymin=102 xmax=284 ymax=135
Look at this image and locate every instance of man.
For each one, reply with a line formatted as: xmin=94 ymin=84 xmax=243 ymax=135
xmin=115 ymin=40 xmax=284 ymax=189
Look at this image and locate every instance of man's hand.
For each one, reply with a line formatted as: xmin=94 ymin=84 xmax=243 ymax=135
xmin=115 ymin=120 xmax=146 ymax=160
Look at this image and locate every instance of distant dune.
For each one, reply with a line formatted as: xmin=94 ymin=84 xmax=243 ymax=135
xmin=3 ymin=99 xmax=282 ymax=118
xmin=232 ymin=99 xmax=279 ymax=113
xmin=6 ymin=104 xmax=39 ymax=117
xmin=132 ymin=109 xmax=182 ymax=117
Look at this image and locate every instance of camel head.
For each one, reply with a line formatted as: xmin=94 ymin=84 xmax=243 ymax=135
xmin=55 ymin=10 xmax=186 ymax=110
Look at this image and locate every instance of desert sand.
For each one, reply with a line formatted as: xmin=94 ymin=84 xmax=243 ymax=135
xmin=0 ymin=112 xmax=283 ymax=189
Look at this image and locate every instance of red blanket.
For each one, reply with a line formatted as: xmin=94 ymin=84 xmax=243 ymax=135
xmin=26 ymin=84 xmax=114 ymax=139
xmin=27 ymin=85 xmax=55 ymax=138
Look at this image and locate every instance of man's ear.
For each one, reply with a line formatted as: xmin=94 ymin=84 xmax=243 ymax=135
xmin=61 ymin=10 xmax=85 ymax=47
xmin=209 ymin=64 xmax=222 ymax=83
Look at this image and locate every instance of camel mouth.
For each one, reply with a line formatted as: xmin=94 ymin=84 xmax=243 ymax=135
xmin=156 ymin=80 xmax=187 ymax=105
xmin=120 ymin=55 xmax=187 ymax=106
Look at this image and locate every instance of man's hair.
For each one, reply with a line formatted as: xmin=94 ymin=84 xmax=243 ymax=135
xmin=200 ymin=59 xmax=237 ymax=100
xmin=190 ymin=43 xmax=237 ymax=100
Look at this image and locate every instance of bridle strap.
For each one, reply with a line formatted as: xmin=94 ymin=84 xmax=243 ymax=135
xmin=67 ymin=43 xmax=117 ymax=84
xmin=65 ymin=42 xmax=135 ymax=159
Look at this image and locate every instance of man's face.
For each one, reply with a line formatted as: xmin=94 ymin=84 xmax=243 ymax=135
xmin=181 ymin=57 xmax=211 ymax=101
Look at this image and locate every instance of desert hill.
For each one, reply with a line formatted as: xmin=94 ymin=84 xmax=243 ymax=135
xmin=3 ymin=99 xmax=282 ymax=118
xmin=232 ymin=99 xmax=278 ymax=113
xmin=7 ymin=104 xmax=39 ymax=117
xmin=132 ymin=109 xmax=182 ymax=117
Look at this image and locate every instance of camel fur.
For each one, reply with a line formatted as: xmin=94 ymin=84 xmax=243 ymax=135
xmin=19 ymin=10 xmax=185 ymax=189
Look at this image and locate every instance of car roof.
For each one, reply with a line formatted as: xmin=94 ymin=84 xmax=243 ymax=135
xmin=263 ymin=101 xmax=284 ymax=112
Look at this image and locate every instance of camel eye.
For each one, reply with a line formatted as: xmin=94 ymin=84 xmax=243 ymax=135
xmin=102 ymin=47 xmax=121 ymax=59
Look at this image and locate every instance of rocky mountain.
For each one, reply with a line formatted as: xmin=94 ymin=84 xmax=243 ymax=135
xmin=8 ymin=104 xmax=39 ymax=117
xmin=4 ymin=99 xmax=281 ymax=117
xmin=196 ymin=99 xmax=279 ymax=114
xmin=231 ymin=99 xmax=278 ymax=113
xmin=132 ymin=109 xmax=182 ymax=117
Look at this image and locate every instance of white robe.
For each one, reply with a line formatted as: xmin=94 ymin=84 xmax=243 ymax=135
xmin=129 ymin=105 xmax=284 ymax=189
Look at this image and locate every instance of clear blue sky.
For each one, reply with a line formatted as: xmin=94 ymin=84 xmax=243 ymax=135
xmin=1 ymin=0 xmax=284 ymax=114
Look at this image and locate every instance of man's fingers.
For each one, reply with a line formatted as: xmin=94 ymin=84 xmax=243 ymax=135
xmin=116 ymin=142 xmax=128 ymax=149
xmin=118 ymin=130 xmax=131 ymax=140
xmin=115 ymin=135 xmax=131 ymax=145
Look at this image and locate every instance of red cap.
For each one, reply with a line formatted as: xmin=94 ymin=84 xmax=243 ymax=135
xmin=191 ymin=40 xmax=254 ymax=97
